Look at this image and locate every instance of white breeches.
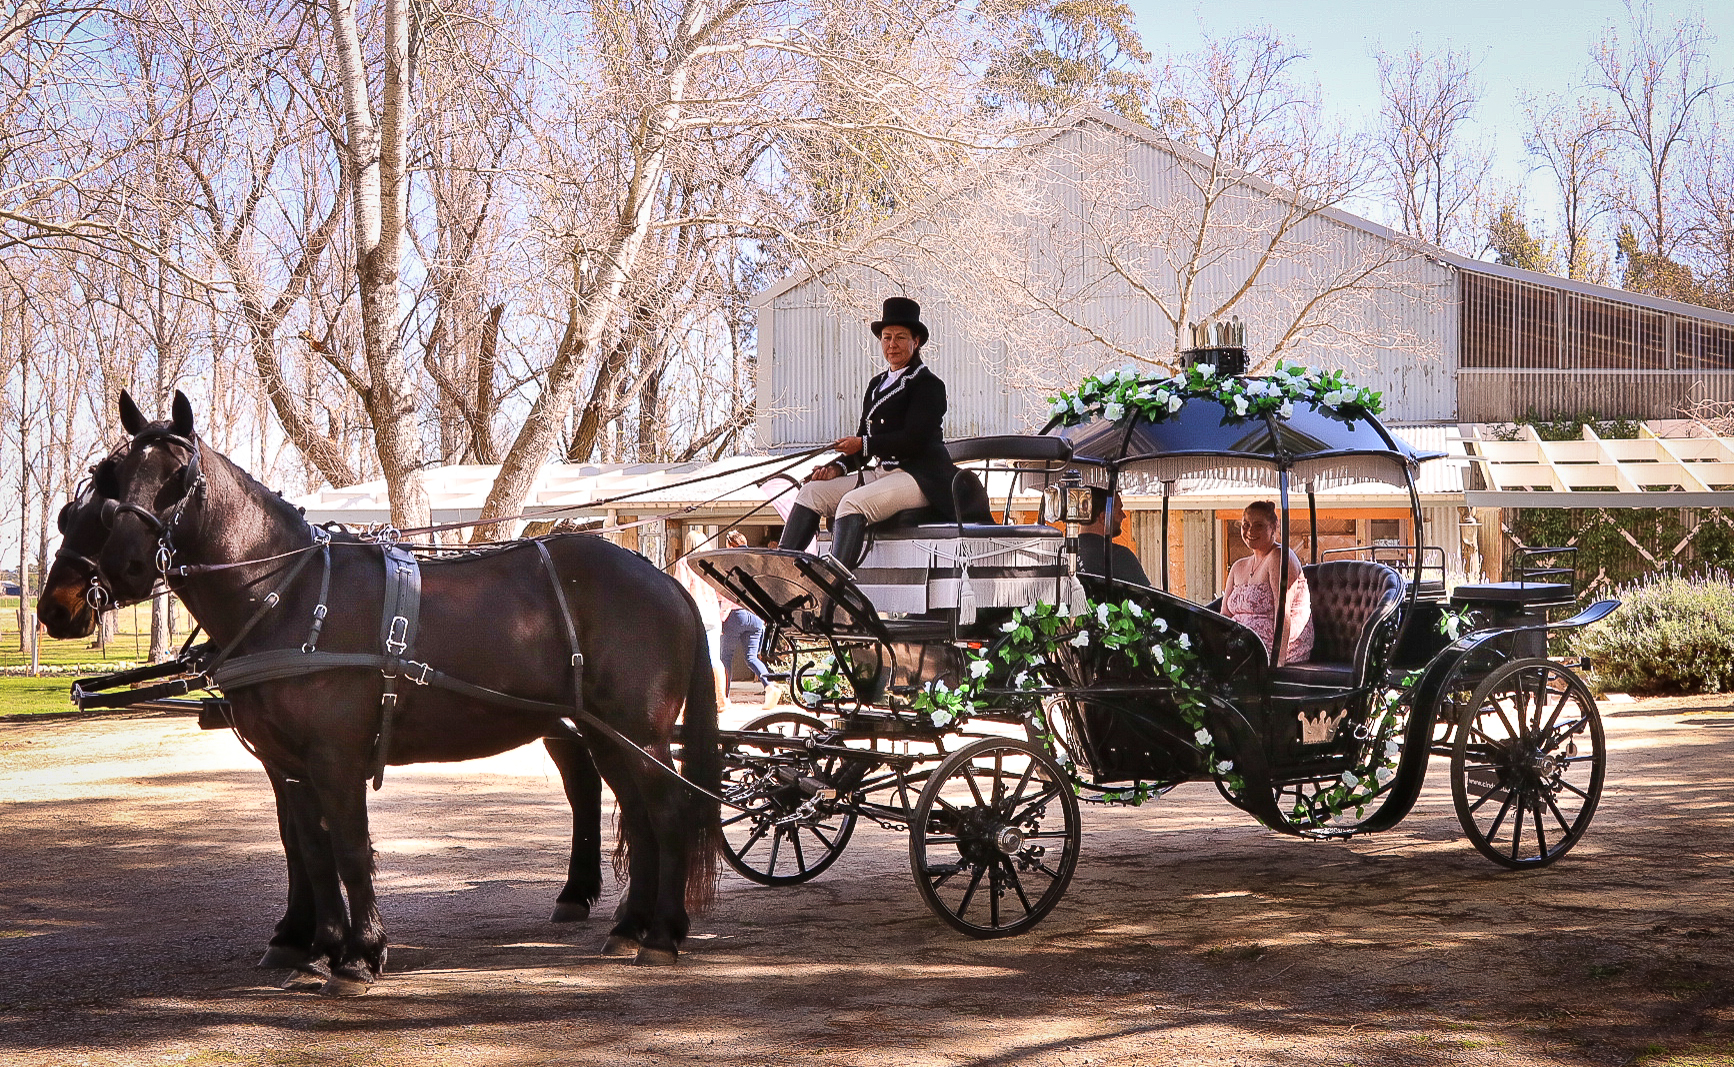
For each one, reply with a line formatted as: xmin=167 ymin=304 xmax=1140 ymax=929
xmin=793 ymin=469 xmax=929 ymax=523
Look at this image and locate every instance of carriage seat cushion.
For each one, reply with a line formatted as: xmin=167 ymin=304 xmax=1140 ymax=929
xmin=1299 ymin=560 xmax=1404 ymax=667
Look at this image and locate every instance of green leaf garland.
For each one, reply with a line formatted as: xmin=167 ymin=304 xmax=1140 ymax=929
xmin=1045 ymin=360 xmax=1384 ymax=428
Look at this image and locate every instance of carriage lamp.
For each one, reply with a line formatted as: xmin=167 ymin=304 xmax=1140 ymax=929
xmin=1043 ymin=470 xmax=1095 ymax=532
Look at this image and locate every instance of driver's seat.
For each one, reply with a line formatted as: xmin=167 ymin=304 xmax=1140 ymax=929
xmin=1272 ymin=561 xmax=1404 ymax=691
xmin=881 ymin=467 xmax=994 ymax=528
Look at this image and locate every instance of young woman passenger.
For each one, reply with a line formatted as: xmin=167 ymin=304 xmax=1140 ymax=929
xmin=1221 ymin=500 xmax=1313 ymax=664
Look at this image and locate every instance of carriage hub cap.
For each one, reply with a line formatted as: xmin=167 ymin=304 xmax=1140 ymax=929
xmin=996 ymin=826 xmax=1024 ymax=854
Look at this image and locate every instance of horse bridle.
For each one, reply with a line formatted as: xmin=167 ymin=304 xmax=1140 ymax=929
xmin=59 ymin=431 xmax=208 ymax=610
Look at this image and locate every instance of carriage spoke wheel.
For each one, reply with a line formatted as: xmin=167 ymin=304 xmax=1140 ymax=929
xmin=909 ymin=737 xmax=1080 ymax=939
xmin=1450 ymin=658 xmax=1605 ymax=869
xmin=720 ymin=712 xmax=857 ymax=886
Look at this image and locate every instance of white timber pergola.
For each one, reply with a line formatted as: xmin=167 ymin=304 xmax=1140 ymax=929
xmin=1464 ymin=421 xmax=1734 ymax=508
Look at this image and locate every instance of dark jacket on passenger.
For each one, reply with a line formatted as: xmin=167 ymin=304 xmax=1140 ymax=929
xmin=835 ymin=354 xmax=966 ymax=521
xmin=1078 ymin=533 xmax=1151 ymax=587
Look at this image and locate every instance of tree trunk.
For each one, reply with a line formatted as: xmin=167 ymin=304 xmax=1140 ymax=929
xmin=470 ymin=0 xmax=705 ymax=538
xmin=329 ymin=0 xmax=429 ymax=530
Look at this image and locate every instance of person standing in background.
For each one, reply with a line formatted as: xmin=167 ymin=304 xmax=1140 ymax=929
xmin=718 ymin=530 xmax=782 ymax=709
xmin=672 ymin=548 xmax=728 ymax=707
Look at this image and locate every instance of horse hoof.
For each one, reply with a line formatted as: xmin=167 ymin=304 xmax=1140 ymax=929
xmin=601 ymin=935 xmax=640 ymax=957
xmin=257 ymin=945 xmax=312 ymax=970
xmin=550 ymin=901 xmax=591 ymax=923
xmin=634 ymin=946 xmax=678 ymax=967
xmin=319 ymin=972 xmax=373 ymax=997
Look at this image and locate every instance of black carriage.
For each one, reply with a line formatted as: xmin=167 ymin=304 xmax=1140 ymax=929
xmin=692 ymin=374 xmax=1617 ymax=939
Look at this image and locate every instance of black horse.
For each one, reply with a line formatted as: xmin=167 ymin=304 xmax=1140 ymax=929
xmin=37 ymin=472 xmax=614 ymax=980
xmin=84 ymin=391 xmax=720 ymax=993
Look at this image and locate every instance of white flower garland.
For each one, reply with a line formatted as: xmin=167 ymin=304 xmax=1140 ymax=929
xmin=1046 ymin=360 xmax=1384 ymax=428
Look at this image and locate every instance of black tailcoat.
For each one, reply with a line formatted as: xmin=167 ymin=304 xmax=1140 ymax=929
xmin=836 ymin=354 xmax=965 ymax=520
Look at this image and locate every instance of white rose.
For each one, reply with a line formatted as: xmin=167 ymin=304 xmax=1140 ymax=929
xmin=1168 ymin=395 xmax=1184 ymax=413
xmin=1095 ymin=602 xmax=1111 ymax=625
xmin=1233 ymin=395 xmax=1249 ymax=415
xmin=1152 ymin=617 xmax=1168 ymax=632
xmin=1197 ymin=363 xmax=1215 ymax=378
xmin=1071 ymin=396 xmax=1087 ymax=414
xmin=1000 ymin=619 xmax=1018 ymax=633
xmin=1215 ymin=760 xmax=1234 ymax=774
xmin=1375 ymin=767 xmax=1395 ymax=785
xmin=1128 ymin=602 xmax=1143 ymax=618
xmin=1384 ymin=740 xmax=1402 ymax=757
xmin=1055 ymin=602 xmax=1070 ymax=618
xmin=1178 ymin=633 xmax=1191 ymax=649
xmin=1279 ymin=401 xmax=1294 ymax=418
xmin=1014 ymin=671 xmax=1029 ymax=689
xmin=1103 ymin=401 xmax=1125 ymax=421
xmin=1070 ymin=631 xmax=1091 ymax=648
xmin=969 ymin=659 xmax=991 ymax=678
xmin=1339 ymin=771 xmax=1357 ymax=787
xmin=1151 ymin=645 xmax=1165 ymax=665
xmin=930 ymin=710 xmax=953 ymax=726
xmin=1194 ymin=728 xmax=1212 ymax=745
xmin=934 ymin=679 xmax=949 ymax=693
xmin=1021 ymin=604 xmax=1036 ymax=616
xmin=1050 ymin=398 xmax=1068 ymax=416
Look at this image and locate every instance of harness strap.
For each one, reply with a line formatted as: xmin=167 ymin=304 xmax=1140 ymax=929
xmin=372 ymin=545 xmax=423 ymax=789
xmin=208 ymin=647 xmax=749 ymax=812
xmin=302 ymin=539 xmax=333 ymax=652
xmin=533 ymin=541 xmax=586 ymax=728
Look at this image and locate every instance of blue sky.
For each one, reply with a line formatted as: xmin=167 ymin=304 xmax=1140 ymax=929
xmin=1126 ymin=0 xmax=1730 ymax=224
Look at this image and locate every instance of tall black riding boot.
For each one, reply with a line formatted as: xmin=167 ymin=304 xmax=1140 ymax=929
xmin=778 ymin=504 xmax=821 ymax=553
xmin=830 ymin=513 xmax=868 ymax=571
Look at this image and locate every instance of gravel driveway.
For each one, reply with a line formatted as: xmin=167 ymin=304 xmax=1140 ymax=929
xmin=1 ymin=697 xmax=1731 ymax=1066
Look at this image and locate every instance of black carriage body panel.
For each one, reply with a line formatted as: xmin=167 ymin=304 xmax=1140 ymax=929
xmin=1046 ymin=577 xmax=1271 ymax=785
xmin=690 ymin=548 xmax=889 ymax=641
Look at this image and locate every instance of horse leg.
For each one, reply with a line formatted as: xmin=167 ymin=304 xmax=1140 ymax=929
xmin=633 ymin=775 xmax=693 ymax=966
xmin=591 ymin=749 xmax=660 ymax=958
xmin=543 ymin=735 xmax=603 ymax=923
xmin=307 ymin=770 xmax=388 ymax=996
xmin=257 ymin=770 xmax=323 ymax=974
xmin=276 ymin=776 xmax=349 ymax=985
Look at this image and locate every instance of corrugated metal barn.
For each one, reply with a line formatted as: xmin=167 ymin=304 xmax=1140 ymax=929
xmin=754 ymin=108 xmax=1734 ymax=444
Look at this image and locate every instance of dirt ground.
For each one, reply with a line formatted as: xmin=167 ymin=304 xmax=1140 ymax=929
xmin=2 ymin=694 xmax=1732 ymax=1067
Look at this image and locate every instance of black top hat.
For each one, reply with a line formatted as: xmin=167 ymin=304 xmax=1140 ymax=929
xmin=870 ymin=297 xmax=928 ymax=347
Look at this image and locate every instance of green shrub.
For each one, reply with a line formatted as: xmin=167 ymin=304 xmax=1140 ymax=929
xmin=1574 ymin=571 xmax=1734 ymax=694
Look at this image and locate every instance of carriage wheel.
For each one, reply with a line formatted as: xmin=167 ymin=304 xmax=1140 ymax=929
xmin=720 ymin=711 xmax=858 ymax=886
xmin=909 ymin=737 xmax=1081 ymax=939
xmin=1450 ymin=659 xmax=1604 ymax=869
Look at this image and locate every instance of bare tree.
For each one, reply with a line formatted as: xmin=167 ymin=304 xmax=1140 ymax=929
xmin=895 ymin=34 xmax=1429 ymax=395
xmin=1683 ymin=109 xmax=1734 ymax=311
xmin=1523 ymin=94 xmax=1618 ymax=282
xmin=1373 ymin=43 xmax=1495 ymax=254
xmin=1588 ymin=2 xmax=1719 ymax=260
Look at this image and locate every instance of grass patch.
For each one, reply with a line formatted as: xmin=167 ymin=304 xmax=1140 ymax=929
xmin=0 ymin=676 xmax=78 ymax=717
xmin=1636 ymin=1039 xmax=1734 ymax=1066
xmin=0 ymin=594 xmax=193 ymax=671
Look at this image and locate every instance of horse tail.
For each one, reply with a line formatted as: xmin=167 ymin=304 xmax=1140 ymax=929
xmin=681 ymin=613 xmax=722 ymax=914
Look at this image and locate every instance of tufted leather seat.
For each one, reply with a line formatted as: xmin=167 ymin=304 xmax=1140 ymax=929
xmin=1272 ymin=561 xmax=1404 ymax=690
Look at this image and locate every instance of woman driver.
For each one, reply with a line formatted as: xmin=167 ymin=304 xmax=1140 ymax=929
xmin=1221 ymin=500 xmax=1314 ymax=664
xmin=777 ymin=297 xmax=965 ymax=569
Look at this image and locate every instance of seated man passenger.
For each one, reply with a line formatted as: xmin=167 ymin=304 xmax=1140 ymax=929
xmin=1076 ymin=488 xmax=1150 ymax=586
xmin=1221 ymin=500 xmax=1313 ymax=664
xmin=778 ymin=297 xmax=967 ymax=569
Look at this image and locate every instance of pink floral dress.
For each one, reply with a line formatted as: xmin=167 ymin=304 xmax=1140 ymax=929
xmin=1223 ymin=576 xmax=1314 ymax=664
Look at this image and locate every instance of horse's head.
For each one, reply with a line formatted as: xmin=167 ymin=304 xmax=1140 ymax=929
xmin=98 ymin=389 xmax=205 ymax=605
xmin=37 ymin=451 xmax=123 ymax=639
